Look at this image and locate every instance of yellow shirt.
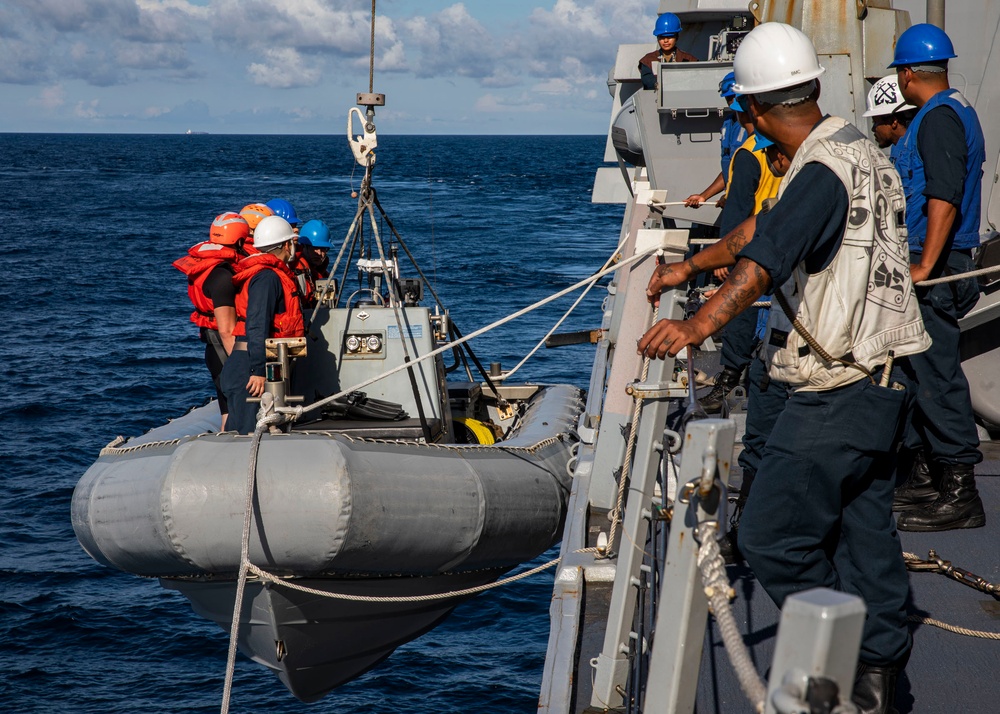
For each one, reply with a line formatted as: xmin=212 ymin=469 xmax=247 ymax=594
xmin=724 ymin=134 xmax=782 ymax=215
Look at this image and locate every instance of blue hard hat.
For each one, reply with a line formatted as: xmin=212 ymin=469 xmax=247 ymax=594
xmin=719 ymin=72 xmax=737 ymax=98
xmin=888 ymin=23 xmax=956 ymax=67
xmin=298 ymin=219 xmax=332 ymax=248
xmin=265 ymin=198 xmax=300 ymax=226
xmin=653 ymin=13 xmax=682 ymax=38
xmin=729 ymin=95 xmax=746 ymax=113
xmin=753 ymin=133 xmax=774 ymax=151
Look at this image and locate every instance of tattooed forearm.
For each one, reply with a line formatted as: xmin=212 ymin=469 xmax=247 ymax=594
xmin=720 ymin=214 xmax=758 ymax=260
xmin=703 ymin=258 xmax=772 ymax=332
xmin=724 ymin=226 xmax=748 ymax=259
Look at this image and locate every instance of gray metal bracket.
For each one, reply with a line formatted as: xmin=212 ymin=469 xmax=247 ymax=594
xmin=641 ymin=419 xmax=736 ymax=713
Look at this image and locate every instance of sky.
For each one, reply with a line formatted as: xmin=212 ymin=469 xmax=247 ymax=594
xmin=0 ymin=0 xmax=660 ymax=135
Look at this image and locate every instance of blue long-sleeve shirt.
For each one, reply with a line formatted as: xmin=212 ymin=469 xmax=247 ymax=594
xmin=245 ymin=270 xmax=284 ymax=377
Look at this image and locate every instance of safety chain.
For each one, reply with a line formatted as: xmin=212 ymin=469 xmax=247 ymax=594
xmin=903 ymin=550 xmax=1000 ymax=641
xmin=904 ymin=549 xmax=1000 ymax=596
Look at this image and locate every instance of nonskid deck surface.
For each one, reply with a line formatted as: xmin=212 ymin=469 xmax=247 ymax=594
xmin=697 ymin=459 xmax=1000 ymax=714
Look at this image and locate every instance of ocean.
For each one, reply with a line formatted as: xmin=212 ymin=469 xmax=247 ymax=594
xmin=1 ymin=132 xmax=623 ymax=712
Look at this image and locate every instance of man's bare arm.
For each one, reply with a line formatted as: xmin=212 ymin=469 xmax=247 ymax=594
xmin=639 ymin=256 xmax=771 ymax=359
xmin=646 ymin=214 xmax=758 ymax=304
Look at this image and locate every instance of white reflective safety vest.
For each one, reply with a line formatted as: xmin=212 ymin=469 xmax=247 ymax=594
xmin=763 ymin=116 xmax=931 ymax=391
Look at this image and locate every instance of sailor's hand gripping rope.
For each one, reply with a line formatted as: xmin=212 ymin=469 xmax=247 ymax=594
xmin=638 ymin=253 xmax=710 ymax=361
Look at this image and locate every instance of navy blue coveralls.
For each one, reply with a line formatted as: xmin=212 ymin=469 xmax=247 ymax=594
xmin=895 ymin=89 xmax=985 ymax=465
xmin=735 ymin=159 xmax=914 ymax=667
xmin=717 ymin=148 xmax=764 ymax=375
xmin=220 ymin=269 xmax=285 ymax=435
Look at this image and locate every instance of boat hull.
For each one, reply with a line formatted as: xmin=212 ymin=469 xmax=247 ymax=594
xmin=72 ymin=383 xmax=583 ymax=699
xmin=163 ymin=569 xmax=504 ymax=702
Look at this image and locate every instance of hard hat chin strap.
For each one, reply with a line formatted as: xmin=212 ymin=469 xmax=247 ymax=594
xmin=753 ymin=79 xmax=817 ymax=108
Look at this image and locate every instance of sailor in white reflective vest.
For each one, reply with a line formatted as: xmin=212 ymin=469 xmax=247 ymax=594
xmin=637 ymin=23 xmax=930 ymax=714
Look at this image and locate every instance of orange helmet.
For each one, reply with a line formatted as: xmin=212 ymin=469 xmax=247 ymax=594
xmin=240 ymin=203 xmax=273 ymax=232
xmin=209 ymin=212 xmax=250 ymax=245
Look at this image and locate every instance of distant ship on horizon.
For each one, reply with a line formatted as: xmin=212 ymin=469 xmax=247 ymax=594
xmin=185 ymin=129 xmax=209 ymax=135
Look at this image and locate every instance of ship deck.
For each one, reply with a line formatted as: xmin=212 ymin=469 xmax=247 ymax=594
xmin=696 ymin=456 xmax=1000 ymax=714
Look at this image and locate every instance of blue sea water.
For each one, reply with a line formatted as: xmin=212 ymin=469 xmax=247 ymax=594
xmin=1 ymin=132 xmax=623 ymax=712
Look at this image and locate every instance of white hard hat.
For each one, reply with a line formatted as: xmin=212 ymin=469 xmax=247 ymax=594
xmin=252 ymin=215 xmax=296 ymax=250
xmin=863 ymin=75 xmax=916 ymax=117
xmin=733 ymin=22 xmax=825 ymax=95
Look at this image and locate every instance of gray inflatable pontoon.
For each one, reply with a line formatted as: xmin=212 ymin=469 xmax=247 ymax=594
xmin=72 ymin=292 xmax=586 ymax=701
xmin=72 ymin=382 xmax=583 ymax=701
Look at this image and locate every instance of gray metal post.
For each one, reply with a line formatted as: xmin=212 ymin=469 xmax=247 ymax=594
xmin=766 ymin=588 xmax=866 ymax=714
xmin=641 ymin=419 xmax=736 ymax=714
xmin=926 ymin=0 xmax=946 ymax=30
xmin=589 ymin=285 xmax=688 ymax=710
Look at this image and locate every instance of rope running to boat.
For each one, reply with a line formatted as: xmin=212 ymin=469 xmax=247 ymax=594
xmin=220 ymin=412 xmax=285 ymax=714
xmin=283 ymin=245 xmax=651 ymax=423
xmin=502 ymin=230 xmax=632 ymax=381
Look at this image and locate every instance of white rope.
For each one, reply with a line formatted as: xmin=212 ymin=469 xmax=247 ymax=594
xmin=288 ymin=247 xmax=655 ymax=421
xmin=696 ymin=522 xmax=767 ymax=713
xmin=502 ymin=245 xmax=623 ymax=380
xmin=220 ymin=412 xmax=287 ymax=714
xmin=915 ymin=263 xmax=1000 ymax=286
xmin=244 ymin=557 xmax=561 ymax=603
xmin=579 ymin=302 xmax=657 ymax=559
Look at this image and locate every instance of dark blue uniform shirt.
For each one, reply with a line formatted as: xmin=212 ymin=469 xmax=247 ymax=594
xmin=737 ymin=162 xmax=849 ymax=288
xmin=245 ymin=270 xmax=284 ymax=377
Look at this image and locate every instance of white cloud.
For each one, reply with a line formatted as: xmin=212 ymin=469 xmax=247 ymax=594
xmin=74 ymin=98 xmax=101 ymax=119
xmin=247 ymin=48 xmax=322 ymax=88
xmin=475 ymin=93 xmax=545 ymax=113
xmin=533 ymin=78 xmax=572 ymax=95
xmin=31 ymin=85 xmax=66 ymax=109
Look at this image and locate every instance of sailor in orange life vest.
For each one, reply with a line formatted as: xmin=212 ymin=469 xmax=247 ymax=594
xmin=219 ymin=215 xmax=305 ymax=434
xmin=172 ymin=212 xmax=250 ymax=430
xmin=239 ymin=202 xmax=274 ymax=252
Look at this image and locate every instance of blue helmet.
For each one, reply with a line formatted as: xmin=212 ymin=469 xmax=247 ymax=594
xmin=888 ymin=23 xmax=956 ymax=67
xmin=719 ymin=71 xmax=737 ymax=98
xmin=653 ymin=13 xmax=682 ymax=38
xmin=298 ymin=219 xmax=332 ymax=248
xmin=265 ymin=198 xmax=300 ymax=226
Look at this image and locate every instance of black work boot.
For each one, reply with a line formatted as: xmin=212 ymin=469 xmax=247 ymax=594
xmin=852 ymin=660 xmax=903 ymax=714
xmin=720 ymin=470 xmax=755 ymax=564
xmin=700 ymin=366 xmax=742 ymax=414
xmin=896 ymin=463 xmax=985 ymax=532
xmin=892 ymin=450 xmax=939 ymax=512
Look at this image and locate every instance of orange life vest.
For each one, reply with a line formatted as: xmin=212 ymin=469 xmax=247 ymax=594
xmin=291 ymin=253 xmax=317 ymax=309
xmin=172 ymin=242 xmax=239 ymax=331
xmin=232 ymin=253 xmax=305 ymax=338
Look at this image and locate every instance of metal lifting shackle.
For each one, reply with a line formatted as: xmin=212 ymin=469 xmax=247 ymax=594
xmin=348 ymin=106 xmax=378 ymax=169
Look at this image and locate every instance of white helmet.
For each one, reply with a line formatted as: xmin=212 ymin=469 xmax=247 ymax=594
xmin=733 ymin=22 xmax=825 ymax=95
xmin=863 ymin=75 xmax=916 ymax=117
xmin=252 ymin=215 xmax=296 ymax=250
